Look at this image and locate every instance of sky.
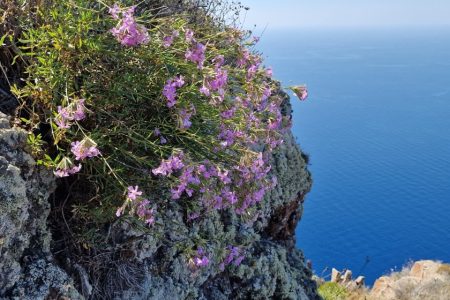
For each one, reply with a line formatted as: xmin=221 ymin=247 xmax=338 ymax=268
xmin=240 ymin=0 xmax=450 ymax=29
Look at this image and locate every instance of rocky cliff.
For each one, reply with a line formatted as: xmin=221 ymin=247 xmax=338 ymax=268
xmin=0 ymin=89 xmax=318 ymax=299
xmin=0 ymin=0 xmax=319 ymax=298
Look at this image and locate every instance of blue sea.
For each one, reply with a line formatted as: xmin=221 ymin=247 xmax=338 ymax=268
xmin=257 ymin=28 xmax=450 ymax=285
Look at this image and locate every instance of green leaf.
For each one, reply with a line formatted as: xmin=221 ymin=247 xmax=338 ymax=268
xmin=0 ymin=33 xmax=8 ymax=46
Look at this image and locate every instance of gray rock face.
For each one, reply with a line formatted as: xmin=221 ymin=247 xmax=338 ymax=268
xmin=0 ymin=112 xmax=80 ymax=299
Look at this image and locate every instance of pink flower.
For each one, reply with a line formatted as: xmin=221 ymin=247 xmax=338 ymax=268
xmin=185 ymin=42 xmax=206 ymax=69
xmin=178 ymin=105 xmax=195 ymax=130
xmin=220 ymin=246 xmax=245 ymax=269
xmin=292 ymin=85 xmax=308 ymax=101
xmin=152 ymin=152 xmax=185 ymax=176
xmin=233 ymin=255 xmax=245 ymax=266
xmin=58 ymin=106 xmax=71 ymax=119
xmin=116 ymin=206 xmax=124 ymax=217
xmin=110 ymin=4 xmax=149 ymax=47
xmin=199 ymin=86 xmax=210 ymax=96
xmin=163 ymin=76 xmax=185 ymax=108
xmin=127 ymin=185 xmax=142 ymax=200
xmin=136 ymin=199 xmax=155 ymax=225
xmin=53 ymin=159 xmax=81 ymax=178
xmin=212 ymin=55 xmax=225 ymax=69
xmin=237 ymin=49 xmax=250 ymax=67
xmin=163 ymin=30 xmax=179 ymax=47
xmin=70 ymin=138 xmax=100 ymax=160
xmin=220 ymin=107 xmax=236 ymax=119
xmin=163 ymin=35 xmax=174 ymax=48
xmin=188 ymin=212 xmax=200 ymax=221
xmin=217 ymin=169 xmax=231 ymax=184
xmin=55 ymin=98 xmax=87 ymax=129
xmin=193 ymin=247 xmax=210 ymax=267
xmin=179 ymin=109 xmax=192 ymax=129
xmin=55 ymin=117 xmax=70 ymax=129
xmin=73 ymin=99 xmax=86 ymax=121
xmin=194 ymin=256 xmax=209 ymax=267
xmin=54 ymin=169 xmax=70 ymax=178
xmin=69 ymin=164 xmax=82 ymax=174
xmin=172 ymin=75 xmax=185 ymax=88
xmin=109 ymin=3 xmax=121 ymax=19
xmin=208 ymin=68 xmax=228 ymax=91
xmin=152 ymin=161 xmax=172 ymax=176
xmin=163 ymin=83 xmax=177 ymax=107
xmin=247 ymin=64 xmax=258 ymax=80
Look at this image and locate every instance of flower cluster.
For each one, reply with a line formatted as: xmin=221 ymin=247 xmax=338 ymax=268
xmin=178 ymin=105 xmax=195 ymax=130
xmin=191 ymin=247 xmax=210 ymax=268
xmin=292 ymin=85 xmax=308 ymax=101
xmin=185 ymin=42 xmax=206 ymax=69
xmin=163 ymin=75 xmax=185 ymax=108
xmin=55 ymin=98 xmax=86 ymax=129
xmin=53 ymin=137 xmax=99 ymax=178
xmin=163 ymin=30 xmax=179 ymax=48
xmin=219 ymin=245 xmax=245 ymax=270
xmin=71 ymin=138 xmax=101 ymax=160
xmin=152 ymin=150 xmax=275 ymax=216
xmin=116 ymin=185 xmax=156 ymax=225
xmin=202 ymin=67 xmax=228 ymax=103
xmin=154 ymin=128 xmax=167 ymax=144
xmin=53 ymin=157 xmax=82 ymax=178
xmin=109 ymin=4 xmax=149 ymax=47
xmin=152 ymin=151 xmax=185 ymax=176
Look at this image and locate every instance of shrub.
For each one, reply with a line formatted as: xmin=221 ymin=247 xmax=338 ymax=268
xmin=2 ymin=0 xmax=305 ymax=279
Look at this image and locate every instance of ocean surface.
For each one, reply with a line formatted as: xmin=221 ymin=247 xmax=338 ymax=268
xmin=257 ymin=28 xmax=450 ymax=285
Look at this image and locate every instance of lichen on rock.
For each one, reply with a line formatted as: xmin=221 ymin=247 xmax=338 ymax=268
xmin=0 ymin=112 xmax=80 ymax=299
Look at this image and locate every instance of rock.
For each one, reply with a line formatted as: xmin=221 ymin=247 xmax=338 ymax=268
xmin=0 ymin=88 xmax=18 ymax=115
xmin=355 ymin=275 xmax=365 ymax=286
xmin=331 ymin=268 xmax=342 ymax=283
xmin=410 ymin=260 xmax=441 ymax=279
xmin=370 ymin=276 xmax=398 ymax=300
xmin=369 ymin=260 xmax=450 ymax=300
xmin=0 ymin=112 xmax=80 ymax=299
xmin=342 ymin=269 xmax=352 ymax=283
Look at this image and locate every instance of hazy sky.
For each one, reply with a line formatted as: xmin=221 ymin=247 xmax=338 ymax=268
xmin=240 ymin=0 xmax=450 ymax=29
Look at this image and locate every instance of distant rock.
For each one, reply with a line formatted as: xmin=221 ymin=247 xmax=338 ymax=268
xmin=370 ymin=260 xmax=450 ymax=300
xmin=318 ymin=260 xmax=450 ymax=300
xmin=331 ymin=268 xmax=342 ymax=283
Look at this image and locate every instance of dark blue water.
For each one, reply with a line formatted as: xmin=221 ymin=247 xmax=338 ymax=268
xmin=257 ymin=28 xmax=450 ymax=284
